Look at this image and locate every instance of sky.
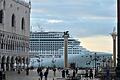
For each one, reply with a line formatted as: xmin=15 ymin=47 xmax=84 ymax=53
xmin=30 ymin=0 xmax=116 ymax=53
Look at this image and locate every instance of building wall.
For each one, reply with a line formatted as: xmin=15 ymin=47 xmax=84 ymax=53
xmin=0 ymin=0 xmax=30 ymax=36
xmin=0 ymin=0 xmax=31 ymax=71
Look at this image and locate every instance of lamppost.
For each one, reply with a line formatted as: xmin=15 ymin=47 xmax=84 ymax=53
xmin=89 ymin=53 xmax=100 ymax=77
xmin=94 ymin=53 xmax=97 ymax=77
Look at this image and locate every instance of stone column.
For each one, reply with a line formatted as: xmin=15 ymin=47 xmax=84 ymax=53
xmin=63 ymin=31 xmax=69 ymax=69
xmin=111 ymin=29 xmax=117 ymax=68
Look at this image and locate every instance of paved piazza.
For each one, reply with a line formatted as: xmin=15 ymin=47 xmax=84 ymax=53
xmin=5 ymin=69 xmax=100 ymax=80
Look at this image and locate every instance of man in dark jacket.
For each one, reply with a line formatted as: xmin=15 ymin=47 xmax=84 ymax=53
xmin=66 ymin=69 xmax=69 ymax=76
xmin=39 ymin=71 xmax=43 ymax=80
xmin=44 ymin=70 xmax=48 ymax=80
xmin=62 ymin=69 xmax=65 ymax=78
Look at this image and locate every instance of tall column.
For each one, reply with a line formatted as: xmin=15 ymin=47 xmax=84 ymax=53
xmin=111 ymin=28 xmax=117 ymax=68
xmin=63 ymin=31 xmax=69 ymax=68
xmin=116 ymin=0 xmax=120 ymax=79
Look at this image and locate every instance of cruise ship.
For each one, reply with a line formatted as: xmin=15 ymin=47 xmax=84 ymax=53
xmin=29 ymin=31 xmax=112 ymax=68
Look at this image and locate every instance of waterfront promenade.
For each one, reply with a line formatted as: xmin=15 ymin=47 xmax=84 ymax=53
xmin=5 ymin=69 xmax=100 ymax=80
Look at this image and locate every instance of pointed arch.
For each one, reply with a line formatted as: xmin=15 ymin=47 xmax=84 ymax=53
xmin=21 ymin=17 xmax=25 ymax=30
xmin=11 ymin=14 xmax=15 ymax=27
xmin=0 ymin=10 xmax=3 ymax=23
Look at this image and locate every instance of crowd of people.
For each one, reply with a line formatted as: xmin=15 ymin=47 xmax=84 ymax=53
xmin=36 ymin=67 xmax=79 ymax=80
xmin=85 ymin=68 xmax=94 ymax=79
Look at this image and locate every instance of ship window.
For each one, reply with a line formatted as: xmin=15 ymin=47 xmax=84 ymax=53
xmin=0 ymin=10 xmax=3 ymax=23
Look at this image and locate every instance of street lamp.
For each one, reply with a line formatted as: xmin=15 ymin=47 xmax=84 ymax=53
xmin=89 ymin=53 xmax=99 ymax=77
xmin=94 ymin=53 xmax=97 ymax=77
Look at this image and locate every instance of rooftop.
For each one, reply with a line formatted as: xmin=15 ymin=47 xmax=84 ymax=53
xmin=13 ymin=0 xmax=31 ymax=8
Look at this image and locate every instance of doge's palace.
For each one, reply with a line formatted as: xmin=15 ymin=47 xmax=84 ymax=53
xmin=0 ymin=0 xmax=31 ymax=71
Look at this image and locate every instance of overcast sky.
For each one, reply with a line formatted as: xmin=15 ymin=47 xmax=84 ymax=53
xmin=30 ymin=0 xmax=116 ymax=53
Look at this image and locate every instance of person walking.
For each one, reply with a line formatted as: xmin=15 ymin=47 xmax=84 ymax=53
xmin=26 ymin=67 xmax=29 ymax=75
xmin=62 ymin=69 xmax=65 ymax=78
xmin=39 ymin=71 xmax=43 ymax=80
xmin=75 ymin=68 xmax=78 ymax=74
xmin=66 ymin=69 xmax=69 ymax=76
xmin=105 ymin=66 xmax=110 ymax=80
xmin=53 ymin=68 xmax=56 ymax=77
xmin=44 ymin=70 xmax=48 ymax=80
xmin=73 ymin=70 xmax=76 ymax=78
xmin=37 ymin=67 xmax=40 ymax=74
xmin=89 ymin=69 xmax=93 ymax=79
xmin=85 ymin=69 xmax=88 ymax=78
xmin=71 ymin=70 xmax=76 ymax=80
xmin=46 ymin=68 xmax=49 ymax=74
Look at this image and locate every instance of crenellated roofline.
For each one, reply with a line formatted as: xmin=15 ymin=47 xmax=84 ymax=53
xmin=12 ymin=0 xmax=31 ymax=8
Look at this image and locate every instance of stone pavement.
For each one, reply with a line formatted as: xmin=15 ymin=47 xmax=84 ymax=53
xmin=5 ymin=69 xmax=100 ymax=80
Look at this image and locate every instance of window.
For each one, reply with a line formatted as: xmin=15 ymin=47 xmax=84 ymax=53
xmin=0 ymin=10 xmax=3 ymax=23
xmin=12 ymin=14 xmax=15 ymax=27
xmin=21 ymin=18 xmax=25 ymax=30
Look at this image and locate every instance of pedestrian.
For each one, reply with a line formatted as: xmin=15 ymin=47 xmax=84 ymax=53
xmin=105 ymin=66 xmax=110 ymax=80
xmin=53 ymin=68 xmax=56 ymax=77
xmin=39 ymin=71 xmax=43 ymax=80
xmin=46 ymin=68 xmax=49 ymax=74
xmin=75 ymin=68 xmax=78 ymax=74
xmin=66 ymin=69 xmax=69 ymax=76
xmin=85 ymin=69 xmax=88 ymax=78
xmin=62 ymin=69 xmax=65 ymax=78
xmin=37 ymin=67 xmax=42 ymax=75
xmin=37 ymin=67 xmax=40 ymax=74
xmin=44 ymin=70 xmax=48 ymax=80
xmin=73 ymin=70 xmax=76 ymax=78
xmin=26 ymin=67 xmax=29 ymax=75
xmin=89 ymin=69 xmax=93 ymax=79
